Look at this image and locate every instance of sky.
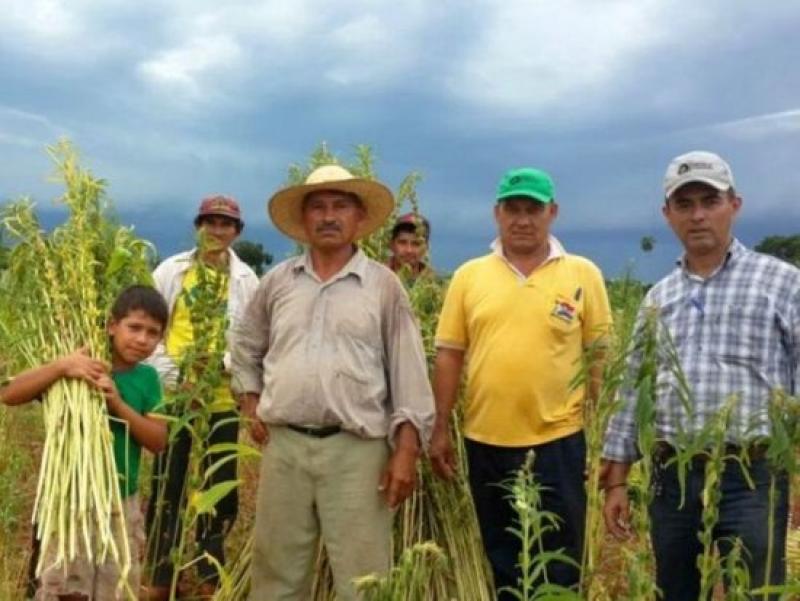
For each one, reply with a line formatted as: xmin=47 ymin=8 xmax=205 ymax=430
xmin=1 ymin=0 xmax=799 ymax=282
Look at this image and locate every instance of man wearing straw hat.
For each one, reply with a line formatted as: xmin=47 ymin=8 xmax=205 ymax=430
xmin=231 ymin=165 xmax=435 ymax=601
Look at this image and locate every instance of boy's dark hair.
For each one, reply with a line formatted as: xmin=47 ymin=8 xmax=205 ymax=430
xmin=391 ymin=222 xmax=418 ymax=240
xmin=110 ymin=285 xmax=169 ymax=329
xmin=390 ymin=213 xmax=431 ymax=241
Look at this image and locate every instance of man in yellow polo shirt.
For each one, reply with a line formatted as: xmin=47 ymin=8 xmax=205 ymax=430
xmin=430 ymin=167 xmax=611 ymax=597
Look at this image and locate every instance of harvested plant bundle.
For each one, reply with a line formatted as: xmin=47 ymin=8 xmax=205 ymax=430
xmin=1 ymin=141 xmax=153 ymax=589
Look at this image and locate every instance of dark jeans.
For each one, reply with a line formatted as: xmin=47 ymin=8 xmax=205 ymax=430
xmin=465 ymin=431 xmax=587 ymax=600
xmin=650 ymin=454 xmax=789 ymax=601
xmin=146 ymin=410 xmax=240 ymax=587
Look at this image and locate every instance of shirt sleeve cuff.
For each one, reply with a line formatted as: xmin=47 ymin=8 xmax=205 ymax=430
xmin=601 ymin=436 xmax=641 ymax=463
xmin=434 ymin=338 xmax=466 ymax=351
xmin=388 ymin=409 xmax=435 ymax=453
xmin=230 ymin=371 xmax=263 ymax=396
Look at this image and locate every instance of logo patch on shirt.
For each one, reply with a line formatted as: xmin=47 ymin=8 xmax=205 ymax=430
xmin=551 ymin=298 xmax=576 ymax=324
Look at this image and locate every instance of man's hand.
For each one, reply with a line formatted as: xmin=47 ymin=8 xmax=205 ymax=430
xmin=58 ymin=348 xmax=108 ymax=385
xmin=380 ymin=422 xmax=420 ymax=509
xmin=380 ymin=445 xmax=418 ymax=510
xmin=429 ymin=416 xmax=457 ymax=480
xmin=240 ymin=392 xmax=268 ymax=445
xmin=603 ymin=484 xmax=632 ymax=540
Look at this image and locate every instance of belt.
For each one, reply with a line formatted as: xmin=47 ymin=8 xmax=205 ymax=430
xmin=287 ymin=424 xmax=342 ymax=438
xmin=653 ymin=441 xmax=768 ymax=463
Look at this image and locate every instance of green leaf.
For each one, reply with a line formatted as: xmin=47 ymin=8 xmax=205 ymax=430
xmin=206 ymin=442 xmax=262 ymax=459
xmin=191 ymin=480 xmax=243 ymax=516
xmin=105 ymin=246 xmax=133 ymax=278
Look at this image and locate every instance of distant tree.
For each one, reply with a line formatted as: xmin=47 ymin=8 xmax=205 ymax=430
xmin=754 ymin=235 xmax=800 ymax=267
xmin=233 ymin=239 xmax=272 ymax=276
xmin=640 ymin=235 xmax=655 ymax=253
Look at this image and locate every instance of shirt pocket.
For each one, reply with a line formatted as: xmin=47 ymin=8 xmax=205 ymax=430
xmin=548 ymin=292 xmax=582 ymax=339
xmin=334 ymin=305 xmax=384 ymax=384
xmin=712 ymin=300 xmax=773 ymax=363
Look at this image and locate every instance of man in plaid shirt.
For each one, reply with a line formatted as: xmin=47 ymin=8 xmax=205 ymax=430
xmin=602 ymin=151 xmax=800 ymax=600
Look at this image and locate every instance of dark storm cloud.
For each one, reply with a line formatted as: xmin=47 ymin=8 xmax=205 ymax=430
xmin=1 ymin=1 xmax=799 ymax=281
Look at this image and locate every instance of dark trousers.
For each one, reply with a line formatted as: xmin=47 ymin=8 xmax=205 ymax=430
xmin=650 ymin=454 xmax=789 ymax=601
xmin=146 ymin=410 xmax=240 ymax=587
xmin=26 ymin=529 xmax=39 ymax=599
xmin=465 ymin=431 xmax=587 ymax=599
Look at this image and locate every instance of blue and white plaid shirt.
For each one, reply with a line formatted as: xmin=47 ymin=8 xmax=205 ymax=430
xmin=603 ymin=239 xmax=800 ymax=463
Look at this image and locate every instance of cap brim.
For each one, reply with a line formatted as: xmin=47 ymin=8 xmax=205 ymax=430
xmin=268 ymin=178 xmax=395 ymax=243
xmin=195 ymin=212 xmax=244 ymax=226
xmin=496 ymin=191 xmax=554 ymax=204
xmin=665 ymin=176 xmax=730 ymax=199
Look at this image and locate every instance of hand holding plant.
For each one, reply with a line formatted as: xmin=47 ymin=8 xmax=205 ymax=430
xmin=57 ymin=347 xmax=108 ymax=385
xmin=429 ymin=416 xmax=457 ymax=480
xmin=95 ymin=373 xmax=123 ymax=415
xmin=380 ymin=423 xmax=420 ymax=509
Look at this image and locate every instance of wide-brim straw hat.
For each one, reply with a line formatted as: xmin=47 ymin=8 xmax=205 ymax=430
xmin=268 ymin=165 xmax=395 ymax=243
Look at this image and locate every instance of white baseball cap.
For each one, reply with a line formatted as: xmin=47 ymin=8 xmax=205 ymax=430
xmin=663 ymin=151 xmax=735 ymax=198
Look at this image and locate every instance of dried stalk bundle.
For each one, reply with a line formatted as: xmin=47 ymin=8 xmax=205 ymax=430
xmin=1 ymin=140 xmax=153 ymax=591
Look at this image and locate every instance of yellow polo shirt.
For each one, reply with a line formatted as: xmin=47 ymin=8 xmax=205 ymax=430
xmin=435 ymin=243 xmax=611 ymax=447
xmin=166 ymin=265 xmax=234 ymax=411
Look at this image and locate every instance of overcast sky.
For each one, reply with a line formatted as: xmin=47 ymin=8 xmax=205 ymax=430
xmin=1 ymin=0 xmax=799 ymax=281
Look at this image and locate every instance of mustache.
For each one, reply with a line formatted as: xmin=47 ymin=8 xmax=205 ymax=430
xmin=316 ymin=222 xmax=342 ymax=233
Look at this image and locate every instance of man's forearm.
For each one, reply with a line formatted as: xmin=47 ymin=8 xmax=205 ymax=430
xmin=393 ymin=421 xmax=421 ymax=455
xmin=604 ymin=460 xmax=632 ymax=488
xmin=432 ymin=348 xmax=464 ymax=423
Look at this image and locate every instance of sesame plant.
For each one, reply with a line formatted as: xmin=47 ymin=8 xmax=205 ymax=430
xmin=144 ymin=232 xmax=257 ymax=599
xmin=499 ymin=451 xmax=582 ymax=601
xmin=353 ymin=542 xmax=448 ymax=601
xmin=6 ymin=141 xmax=800 ymax=601
xmin=0 ymin=140 xmax=154 ymax=599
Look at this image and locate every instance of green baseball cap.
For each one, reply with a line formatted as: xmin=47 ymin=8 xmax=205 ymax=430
xmin=496 ymin=167 xmax=555 ymax=204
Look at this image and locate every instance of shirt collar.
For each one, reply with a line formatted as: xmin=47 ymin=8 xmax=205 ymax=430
xmin=675 ymin=237 xmax=745 ymax=278
xmin=292 ymin=246 xmax=369 ymax=282
xmin=490 ymin=235 xmax=565 ymax=280
xmin=490 ymin=235 xmax=565 ymax=261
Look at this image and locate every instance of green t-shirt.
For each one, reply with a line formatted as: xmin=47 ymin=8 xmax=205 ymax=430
xmin=111 ymin=363 xmax=162 ymax=498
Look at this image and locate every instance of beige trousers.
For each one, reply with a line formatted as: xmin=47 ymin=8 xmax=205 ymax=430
xmin=249 ymin=426 xmax=392 ymax=601
xmin=36 ymin=494 xmax=144 ymax=601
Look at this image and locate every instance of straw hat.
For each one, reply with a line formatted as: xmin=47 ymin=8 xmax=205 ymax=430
xmin=268 ymin=165 xmax=395 ymax=243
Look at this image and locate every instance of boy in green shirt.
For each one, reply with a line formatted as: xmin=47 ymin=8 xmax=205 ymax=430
xmin=1 ymin=285 xmax=169 ymax=600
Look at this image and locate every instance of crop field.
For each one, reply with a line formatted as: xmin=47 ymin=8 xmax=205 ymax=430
xmin=1 ymin=142 xmax=800 ymax=600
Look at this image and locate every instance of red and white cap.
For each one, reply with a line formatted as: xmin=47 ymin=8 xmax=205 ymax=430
xmin=195 ymin=194 xmax=243 ymax=225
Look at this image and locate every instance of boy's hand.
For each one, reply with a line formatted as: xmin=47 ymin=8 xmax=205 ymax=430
xmin=58 ymin=348 xmax=108 ymax=385
xmin=96 ymin=374 xmax=124 ymax=415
